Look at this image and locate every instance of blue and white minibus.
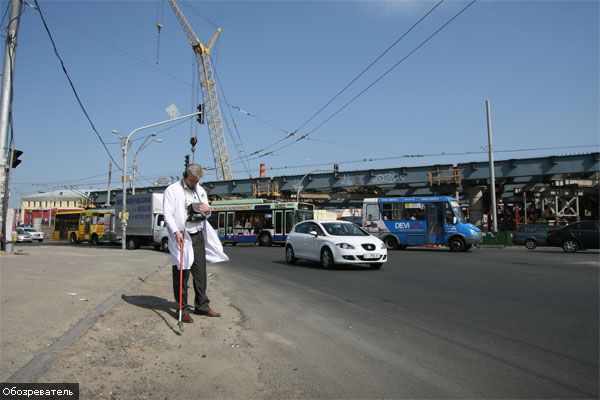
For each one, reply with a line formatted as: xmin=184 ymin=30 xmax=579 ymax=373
xmin=362 ymin=197 xmax=482 ymax=252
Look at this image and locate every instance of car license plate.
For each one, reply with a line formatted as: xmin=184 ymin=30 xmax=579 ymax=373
xmin=363 ymin=253 xmax=379 ymax=259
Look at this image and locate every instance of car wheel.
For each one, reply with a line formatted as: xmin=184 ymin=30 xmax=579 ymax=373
xmin=562 ymin=239 xmax=578 ymax=253
xmin=37 ymin=239 xmax=43 ymax=243
xmin=127 ymin=237 xmax=138 ymax=250
xmin=525 ymin=238 xmax=537 ymax=250
xmin=285 ymin=245 xmax=297 ymax=265
xmin=448 ymin=236 xmax=465 ymax=252
xmin=69 ymin=233 xmax=77 ymax=244
xmin=258 ymin=232 xmax=272 ymax=247
xmin=320 ymin=247 xmax=334 ymax=269
xmin=90 ymin=234 xmax=99 ymax=246
xmin=161 ymin=238 xmax=169 ymax=253
xmin=383 ymin=236 xmax=398 ymax=250
xmin=370 ymin=263 xmax=383 ymax=270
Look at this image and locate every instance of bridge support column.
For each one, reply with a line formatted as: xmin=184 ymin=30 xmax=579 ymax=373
xmin=466 ymin=186 xmax=485 ymax=227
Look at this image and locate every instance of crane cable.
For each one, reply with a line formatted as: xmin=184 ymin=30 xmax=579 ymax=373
xmin=155 ymin=0 xmax=165 ymax=64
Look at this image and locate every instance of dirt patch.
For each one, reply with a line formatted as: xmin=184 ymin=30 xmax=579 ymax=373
xmin=38 ymin=266 xmax=266 ymax=399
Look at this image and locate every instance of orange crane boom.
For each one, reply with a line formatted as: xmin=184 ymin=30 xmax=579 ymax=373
xmin=167 ymin=0 xmax=232 ymax=180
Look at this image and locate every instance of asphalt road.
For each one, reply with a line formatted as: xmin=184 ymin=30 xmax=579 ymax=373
xmin=5 ymin=241 xmax=598 ymax=398
xmin=218 ymin=245 xmax=599 ymax=399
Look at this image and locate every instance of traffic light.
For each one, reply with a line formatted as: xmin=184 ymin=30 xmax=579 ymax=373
xmin=184 ymin=155 xmax=190 ymax=168
xmin=196 ymin=104 xmax=204 ymax=124
xmin=11 ymin=149 xmax=23 ymax=169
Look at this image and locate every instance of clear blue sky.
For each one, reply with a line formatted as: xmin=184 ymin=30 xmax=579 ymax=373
xmin=5 ymin=0 xmax=599 ymax=203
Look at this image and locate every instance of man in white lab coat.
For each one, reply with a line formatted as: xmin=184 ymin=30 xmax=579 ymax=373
xmin=163 ymin=163 xmax=228 ymax=323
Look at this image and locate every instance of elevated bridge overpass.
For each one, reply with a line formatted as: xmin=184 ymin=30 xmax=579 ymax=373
xmin=90 ymin=152 xmax=599 ymax=228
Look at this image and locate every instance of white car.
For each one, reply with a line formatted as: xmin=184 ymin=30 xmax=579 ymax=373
xmin=22 ymin=227 xmax=44 ymax=242
xmin=15 ymin=228 xmax=32 ymax=242
xmin=285 ymin=220 xmax=387 ymax=269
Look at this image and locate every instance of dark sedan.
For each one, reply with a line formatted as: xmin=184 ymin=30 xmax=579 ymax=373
xmin=546 ymin=220 xmax=600 ymax=253
xmin=512 ymin=224 xmax=553 ymax=249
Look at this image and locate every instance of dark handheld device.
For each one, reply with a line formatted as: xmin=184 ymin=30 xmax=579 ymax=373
xmin=187 ymin=203 xmax=207 ymax=222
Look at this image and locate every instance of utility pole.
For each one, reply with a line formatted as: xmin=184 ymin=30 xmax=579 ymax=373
xmin=105 ymin=160 xmax=112 ymax=206
xmin=0 ymin=0 xmax=23 ymax=250
xmin=485 ymin=100 xmax=498 ymax=233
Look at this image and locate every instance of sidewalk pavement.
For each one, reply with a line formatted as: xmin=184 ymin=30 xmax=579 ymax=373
xmin=1 ymin=245 xmax=265 ymax=399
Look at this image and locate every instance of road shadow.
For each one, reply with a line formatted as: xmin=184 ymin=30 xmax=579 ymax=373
xmin=121 ymin=294 xmax=182 ymax=336
xmin=270 ymin=260 xmax=377 ymax=271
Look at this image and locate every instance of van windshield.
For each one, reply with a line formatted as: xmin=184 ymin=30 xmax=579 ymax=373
xmin=450 ymin=201 xmax=466 ymax=223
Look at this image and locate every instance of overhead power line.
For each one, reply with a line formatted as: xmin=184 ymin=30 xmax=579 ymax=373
xmin=33 ymin=0 xmax=122 ymax=171
xmin=255 ymin=144 xmax=600 ymax=173
xmin=41 ymin=9 xmax=192 ymax=88
xmin=245 ymin=0 xmax=478 ymax=160
xmin=293 ymin=0 xmax=445 ymax=135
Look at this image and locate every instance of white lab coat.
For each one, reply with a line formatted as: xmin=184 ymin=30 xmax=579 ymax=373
xmin=163 ymin=180 xmax=229 ymax=269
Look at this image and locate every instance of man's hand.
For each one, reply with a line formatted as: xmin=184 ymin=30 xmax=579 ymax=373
xmin=199 ymin=203 xmax=211 ymax=214
xmin=175 ymin=231 xmax=184 ymax=248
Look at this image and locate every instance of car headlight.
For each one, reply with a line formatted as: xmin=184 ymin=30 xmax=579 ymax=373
xmin=469 ymin=229 xmax=479 ymax=236
xmin=380 ymin=242 xmax=386 ymax=250
xmin=336 ymin=243 xmax=355 ymax=249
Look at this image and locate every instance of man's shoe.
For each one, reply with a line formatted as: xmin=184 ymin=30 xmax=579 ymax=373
xmin=195 ymin=309 xmax=221 ymax=317
xmin=181 ymin=314 xmax=194 ymax=323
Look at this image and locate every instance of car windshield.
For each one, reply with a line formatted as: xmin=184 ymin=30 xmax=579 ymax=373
xmin=321 ymin=222 xmax=369 ymax=236
xmin=24 ymin=228 xmax=35 ymax=232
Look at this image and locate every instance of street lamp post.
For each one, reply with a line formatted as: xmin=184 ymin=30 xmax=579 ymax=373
xmin=296 ymin=169 xmax=331 ymax=202
xmin=131 ymin=134 xmax=162 ymax=195
xmin=114 ymin=111 xmax=201 ymax=250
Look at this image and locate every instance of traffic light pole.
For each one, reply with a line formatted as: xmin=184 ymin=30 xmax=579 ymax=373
xmin=0 ymin=0 xmax=23 ymax=250
xmin=118 ymin=110 xmax=202 ymax=250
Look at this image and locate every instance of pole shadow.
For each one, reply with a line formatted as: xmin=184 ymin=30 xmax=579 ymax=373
xmin=121 ymin=294 xmax=182 ymax=336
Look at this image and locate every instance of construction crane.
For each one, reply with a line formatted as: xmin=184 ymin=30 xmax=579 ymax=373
xmin=166 ymin=0 xmax=233 ymax=180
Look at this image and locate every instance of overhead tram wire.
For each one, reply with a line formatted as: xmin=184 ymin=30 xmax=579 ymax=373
xmin=33 ymin=0 xmax=122 ymax=171
xmin=263 ymin=0 xmax=479 ymax=158
xmin=293 ymin=0 xmax=445 ymax=135
xmin=234 ymin=0 xmax=445 ymax=160
xmin=211 ymin=56 xmax=253 ymax=177
xmin=246 ymin=144 xmax=600 ymax=174
xmin=40 ymin=10 xmax=192 ymax=89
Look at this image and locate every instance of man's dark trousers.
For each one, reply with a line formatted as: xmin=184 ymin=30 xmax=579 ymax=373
xmin=172 ymin=231 xmax=210 ymax=315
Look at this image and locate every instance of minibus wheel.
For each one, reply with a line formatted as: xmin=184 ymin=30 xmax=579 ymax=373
xmin=448 ymin=236 xmax=465 ymax=252
xmin=383 ymin=236 xmax=398 ymax=250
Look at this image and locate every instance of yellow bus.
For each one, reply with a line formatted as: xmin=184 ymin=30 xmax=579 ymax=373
xmin=53 ymin=208 xmax=119 ymax=245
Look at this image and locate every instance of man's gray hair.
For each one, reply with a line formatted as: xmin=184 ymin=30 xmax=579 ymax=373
xmin=185 ymin=163 xmax=204 ymax=179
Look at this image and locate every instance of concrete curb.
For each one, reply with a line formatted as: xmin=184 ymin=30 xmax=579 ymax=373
xmin=6 ymin=261 xmax=169 ymax=383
